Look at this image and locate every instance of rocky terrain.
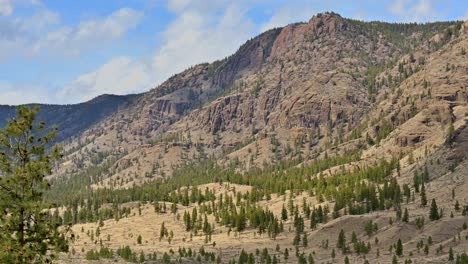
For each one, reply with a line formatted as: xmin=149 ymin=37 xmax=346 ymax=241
xmin=2 ymin=12 xmax=468 ymax=264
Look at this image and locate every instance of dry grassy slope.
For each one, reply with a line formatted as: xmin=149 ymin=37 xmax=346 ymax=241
xmin=55 ymin=13 xmax=463 ymax=189
xmin=65 ymin=122 xmax=468 ymax=264
xmin=61 ymin=139 xmax=468 ymax=264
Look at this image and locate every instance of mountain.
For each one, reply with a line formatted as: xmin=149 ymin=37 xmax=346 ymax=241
xmin=2 ymin=12 xmax=468 ymax=264
xmin=49 ymin=13 xmax=464 ymax=187
xmin=0 ymin=94 xmax=138 ymax=142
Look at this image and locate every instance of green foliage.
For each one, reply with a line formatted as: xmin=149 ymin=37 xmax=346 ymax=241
xmin=456 ymin=253 xmax=468 ymax=264
xmin=117 ymin=246 xmax=137 ymax=262
xmin=396 ymin=239 xmax=403 ymax=256
xmin=447 ymin=122 xmax=455 ymax=145
xmin=85 ymin=247 xmax=113 ymax=260
xmin=365 ymin=220 xmax=378 ymax=236
xmin=420 ymin=182 xmax=427 ymax=207
xmin=337 ymin=229 xmax=347 ymax=253
xmin=415 ymin=216 xmax=425 ymax=229
xmin=0 ymin=106 xmax=69 ymax=263
xmin=429 ymin=199 xmax=440 ymax=221
xmin=402 ymin=208 xmax=409 ymax=223
xmin=349 ymin=20 xmax=461 ymax=53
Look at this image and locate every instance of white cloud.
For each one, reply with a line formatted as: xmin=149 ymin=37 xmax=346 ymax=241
xmin=19 ymin=9 xmax=59 ymax=31
xmin=151 ymin=0 xmax=256 ymax=84
xmin=0 ymin=0 xmax=13 ymax=16
xmin=31 ymin=8 xmax=143 ymax=57
xmin=0 ymin=81 xmax=52 ymax=105
xmin=388 ymin=0 xmax=438 ymax=22
xmin=48 ymin=1 xmax=259 ymax=104
xmin=0 ymin=5 xmax=145 ymax=104
xmin=0 ymin=7 xmax=143 ymax=60
xmin=57 ymin=57 xmax=152 ymax=103
xmin=0 ymin=6 xmax=58 ymax=54
xmin=462 ymin=11 xmax=468 ymax=20
xmin=260 ymin=2 xmax=315 ymax=31
xmin=50 ymin=1 xmax=257 ymax=103
xmin=167 ymin=0 xmax=191 ymax=12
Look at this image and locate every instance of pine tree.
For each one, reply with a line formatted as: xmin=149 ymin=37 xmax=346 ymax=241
xmin=281 ymin=204 xmax=288 ymax=221
xmin=159 ymin=222 xmax=166 ymax=240
xmin=420 ymin=183 xmax=427 ymax=207
xmin=402 ymin=208 xmax=409 ymax=223
xmin=447 ymin=122 xmax=455 ymax=145
xmin=0 ymin=106 xmax=69 ymax=263
xmin=448 ymin=247 xmax=454 ymax=261
xmin=424 ymin=244 xmax=429 ymax=255
xmin=310 ymin=210 xmax=317 ymax=229
xmin=429 ymin=199 xmax=440 ymax=221
xmin=396 ymin=239 xmax=403 ymax=256
xmin=337 ymin=229 xmax=346 ymax=253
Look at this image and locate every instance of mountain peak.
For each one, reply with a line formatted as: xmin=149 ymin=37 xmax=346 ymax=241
xmin=308 ymin=12 xmax=348 ymax=34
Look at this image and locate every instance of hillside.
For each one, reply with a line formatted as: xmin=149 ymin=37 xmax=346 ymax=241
xmin=2 ymin=12 xmax=467 ymax=264
xmin=0 ymin=94 xmax=138 ymax=142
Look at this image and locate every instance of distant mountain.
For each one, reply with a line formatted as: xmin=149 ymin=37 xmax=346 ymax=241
xmin=0 ymin=94 xmax=138 ymax=142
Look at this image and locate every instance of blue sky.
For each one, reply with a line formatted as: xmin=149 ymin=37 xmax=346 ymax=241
xmin=0 ymin=0 xmax=466 ymax=105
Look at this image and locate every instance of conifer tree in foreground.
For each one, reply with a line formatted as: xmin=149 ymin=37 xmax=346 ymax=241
xmin=0 ymin=106 xmax=69 ymax=263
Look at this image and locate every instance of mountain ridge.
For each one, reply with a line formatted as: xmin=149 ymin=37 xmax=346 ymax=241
xmin=45 ymin=13 xmax=465 ymax=187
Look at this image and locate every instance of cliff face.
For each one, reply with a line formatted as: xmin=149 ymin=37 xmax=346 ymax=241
xmin=170 ymin=13 xmax=402 ymax=144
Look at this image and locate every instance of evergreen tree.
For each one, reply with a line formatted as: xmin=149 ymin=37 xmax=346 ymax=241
xmin=303 ymin=233 xmax=308 ymax=247
xmin=429 ymin=199 xmax=440 ymax=221
xmin=448 ymin=247 xmax=454 ymax=261
xmin=402 ymin=208 xmax=409 ymax=223
xmin=0 ymin=106 xmax=68 ymax=263
xmin=337 ymin=229 xmax=346 ymax=253
xmin=159 ymin=222 xmax=166 ymax=240
xmin=396 ymin=239 xmax=403 ymax=256
xmin=420 ymin=183 xmax=427 ymax=207
xmin=281 ymin=205 xmax=288 ymax=221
